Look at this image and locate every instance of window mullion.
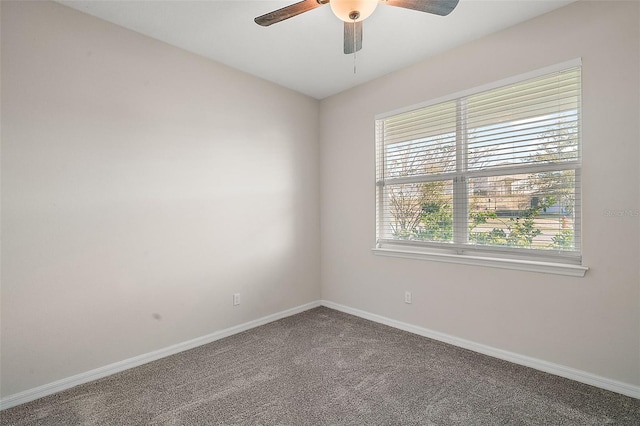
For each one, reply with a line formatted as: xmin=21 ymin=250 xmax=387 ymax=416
xmin=454 ymin=98 xmax=469 ymax=245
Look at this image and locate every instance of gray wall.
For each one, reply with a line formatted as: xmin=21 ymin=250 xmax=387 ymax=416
xmin=319 ymin=0 xmax=640 ymax=387
xmin=1 ymin=0 xmax=320 ymax=397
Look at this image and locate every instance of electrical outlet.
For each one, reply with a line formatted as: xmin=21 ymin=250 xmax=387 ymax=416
xmin=233 ymin=293 xmax=240 ymax=306
xmin=404 ymin=291 xmax=412 ymax=304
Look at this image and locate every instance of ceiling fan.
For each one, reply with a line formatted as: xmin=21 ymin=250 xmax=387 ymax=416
xmin=255 ymin=0 xmax=459 ymax=54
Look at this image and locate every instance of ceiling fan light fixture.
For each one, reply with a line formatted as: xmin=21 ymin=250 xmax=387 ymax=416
xmin=330 ymin=0 xmax=378 ymax=22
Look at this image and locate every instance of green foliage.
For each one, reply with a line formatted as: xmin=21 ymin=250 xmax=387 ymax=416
xmin=469 ymin=210 xmax=496 ymax=227
xmin=470 ymin=228 xmax=507 ymax=245
xmin=551 ymin=227 xmax=574 ymax=249
xmin=505 ymin=215 xmax=542 ymax=247
xmin=394 ymin=193 xmax=572 ymax=249
xmin=468 ymin=197 xmax=560 ymax=248
xmin=417 ymin=201 xmax=453 ymax=241
xmin=468 ymin=210 xmax=505 ymax=245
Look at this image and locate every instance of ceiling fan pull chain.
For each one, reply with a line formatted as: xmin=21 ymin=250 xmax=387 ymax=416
xmin=353 ymin=18 xmax=357 ymax=74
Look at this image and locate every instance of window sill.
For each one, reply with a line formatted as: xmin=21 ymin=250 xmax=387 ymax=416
xmin=371 ymin=247 xmax=588 ymax=277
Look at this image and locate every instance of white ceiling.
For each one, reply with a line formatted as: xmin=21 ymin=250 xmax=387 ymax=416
xmin=57 ymin=0 xmax=576 ymax=99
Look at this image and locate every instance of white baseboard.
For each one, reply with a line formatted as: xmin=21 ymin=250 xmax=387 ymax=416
xmin=320 ymin=300 xmax=640 ymax=400
xmin=0 ymin=301 xmax=322 ymax=411
xmin=3 ymin=299 xmax=637 ymax=411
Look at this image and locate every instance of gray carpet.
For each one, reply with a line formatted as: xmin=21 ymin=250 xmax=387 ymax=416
xmin=1 ymin=307 xmax=639 ymax=425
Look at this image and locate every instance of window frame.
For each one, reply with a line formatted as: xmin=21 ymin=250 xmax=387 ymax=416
xmin=373 ymin=59 xmax=588 ymax=277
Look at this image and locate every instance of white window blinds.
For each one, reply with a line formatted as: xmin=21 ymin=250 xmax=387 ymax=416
xmin=376 ymin=63 xmax=582 ymax=263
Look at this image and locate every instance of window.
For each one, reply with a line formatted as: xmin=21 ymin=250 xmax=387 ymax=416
xmin=374 ymin=60 xmax=586 ymax=276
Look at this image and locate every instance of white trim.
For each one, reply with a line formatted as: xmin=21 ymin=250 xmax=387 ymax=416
xmin=3 ymin=298 xmax=637 ymax=411
xmin=321 ymin=300 xmax=640 ymax=400
xmin=383 ymin=161 xmax=581 ymax=186
xmin=375 ymin=58 xmax=582 ymax=120
xmin=0 ymin=301 xmax=321 ymax=411
xmin=372 ymin=247 xmax=588 ymax=277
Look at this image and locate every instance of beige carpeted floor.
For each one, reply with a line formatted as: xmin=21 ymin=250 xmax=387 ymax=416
xmin=1 ymin=307 xmax=639 ymax=425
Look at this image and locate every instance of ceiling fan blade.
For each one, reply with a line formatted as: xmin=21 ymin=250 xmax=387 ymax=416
xmin=383 ymin=0 xmax=459 ymax=16
xmin=255 ymin=0 xmax=327 ymax=27
xmin=344 ymin=21 xmax=363 ymax=54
